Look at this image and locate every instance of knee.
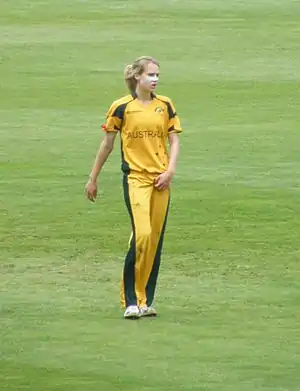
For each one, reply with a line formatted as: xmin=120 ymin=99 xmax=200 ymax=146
xmin=136 ymin=226 xmax=152 ymax=242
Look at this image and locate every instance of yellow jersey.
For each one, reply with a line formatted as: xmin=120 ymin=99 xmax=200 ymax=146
xmin=103 ymin=93 xmax=182 ymax=175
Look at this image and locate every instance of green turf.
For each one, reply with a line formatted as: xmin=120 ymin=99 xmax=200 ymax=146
xmin=1 ymin=1 xmax=300 ymax=390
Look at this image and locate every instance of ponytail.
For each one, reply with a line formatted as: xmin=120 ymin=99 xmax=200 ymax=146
xmin=124 ymin=64 xmax=137 ymax=95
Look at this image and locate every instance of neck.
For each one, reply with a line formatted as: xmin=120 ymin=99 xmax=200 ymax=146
xmin=135 ymin=86 xmax=152 ymax=101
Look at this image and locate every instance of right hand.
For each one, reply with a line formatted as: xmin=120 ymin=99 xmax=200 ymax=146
xmin=85 ymin=179 xmax=97 ymax=202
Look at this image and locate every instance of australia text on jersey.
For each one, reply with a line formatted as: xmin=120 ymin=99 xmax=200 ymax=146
xmin=127 ymin=130 xmax=165 ymax=139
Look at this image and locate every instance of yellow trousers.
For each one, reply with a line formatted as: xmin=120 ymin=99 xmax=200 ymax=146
xmin=120 ymin=172 xmax=170 ymax=308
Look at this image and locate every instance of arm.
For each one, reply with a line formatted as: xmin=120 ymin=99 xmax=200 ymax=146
xmin=88 ymin=132 xmax=117 ymax=183
xmin=85 ymin=132 xmax=117 ymax=202
xmin=166 ymin=132 xmax=180 ymax=175
xmin=155 ymin=132 xmax=180 ymax=190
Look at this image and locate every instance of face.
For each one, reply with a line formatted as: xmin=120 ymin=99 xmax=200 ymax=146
xmin=136 ymin=62 xmax=160 ymax=93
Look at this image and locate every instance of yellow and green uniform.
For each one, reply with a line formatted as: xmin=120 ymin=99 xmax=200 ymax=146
xmin=104 ymin=92 xmax=182 ymax=307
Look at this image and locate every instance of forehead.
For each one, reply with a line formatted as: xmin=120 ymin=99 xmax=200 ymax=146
xmin=144 ymin=62 xmax=160 ymax=73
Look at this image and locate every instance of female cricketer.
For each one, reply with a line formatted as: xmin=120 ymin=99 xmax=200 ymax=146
xmin=85 ymin=56 xmax=182 ymax=319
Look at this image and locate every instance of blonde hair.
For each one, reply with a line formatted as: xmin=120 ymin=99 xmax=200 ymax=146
xmin=124 ymin=56 xmax=160 ymax=94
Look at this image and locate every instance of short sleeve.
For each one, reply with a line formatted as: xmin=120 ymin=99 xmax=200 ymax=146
xmin=166 ymin=100 xmax=182 ymax=134
xmin=102 ymin=101 xmax=125 ymax=132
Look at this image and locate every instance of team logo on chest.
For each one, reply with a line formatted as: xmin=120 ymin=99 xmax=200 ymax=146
xmin=155 ymin=106 xmax=164 ymax=114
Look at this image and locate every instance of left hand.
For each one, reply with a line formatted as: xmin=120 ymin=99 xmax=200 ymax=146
xmin=85 ymin=179 xmax=98 ymax=202
xmin=154 ymin=170 xmax=174 ymax=190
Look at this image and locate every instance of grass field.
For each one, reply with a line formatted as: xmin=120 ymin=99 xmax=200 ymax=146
xmin=1 ymin=1 xmax=300 ymax=390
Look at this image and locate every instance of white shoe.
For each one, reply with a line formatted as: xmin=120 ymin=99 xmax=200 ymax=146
xmin=124 ymin=305 xmax=140 ymax=320
xmin=139 ymin=305 xmax=157 ymax=317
